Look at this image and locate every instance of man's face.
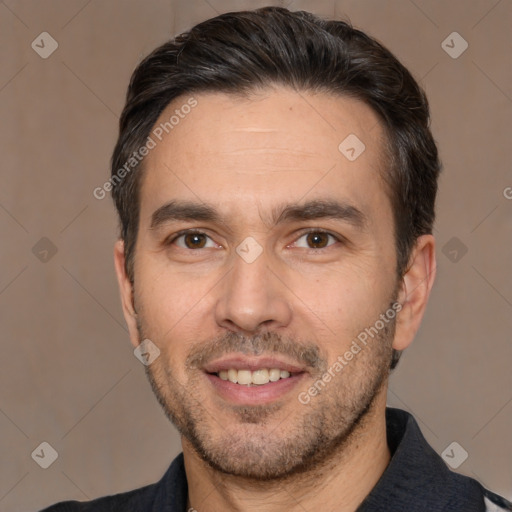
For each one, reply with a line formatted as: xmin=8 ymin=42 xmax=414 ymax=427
xmin=125 ymin=87 xmax=401 ymax=479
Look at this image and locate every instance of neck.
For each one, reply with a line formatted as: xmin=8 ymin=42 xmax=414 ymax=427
xmin=183 ymin=390 xmax=391 ymax=512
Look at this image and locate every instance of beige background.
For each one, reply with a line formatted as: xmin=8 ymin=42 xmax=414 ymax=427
xmin=0 ymin=0 xmax=511 ymax=510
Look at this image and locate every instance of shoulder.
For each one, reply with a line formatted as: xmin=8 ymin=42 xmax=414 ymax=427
xmin=380 ymin=408 xmax=512 ymax=511
xmin=38 ymin=452 xmax=188 ymax=512
xmin=483 ymin=488 xmax=512 ymax=511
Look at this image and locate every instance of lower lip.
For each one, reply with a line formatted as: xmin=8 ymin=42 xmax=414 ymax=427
xmin=205 ymin=372 xmax=306 ymax=405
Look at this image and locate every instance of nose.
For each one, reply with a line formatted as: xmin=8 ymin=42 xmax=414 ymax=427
xmin=214 ymin=245 xmax=293 ymax=334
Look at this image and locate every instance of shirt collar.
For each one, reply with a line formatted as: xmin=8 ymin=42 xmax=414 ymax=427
xmin=155 ymin=407 xmax=486 ymax=511
xmin=356 ymin=407 xmax=485 ymax=511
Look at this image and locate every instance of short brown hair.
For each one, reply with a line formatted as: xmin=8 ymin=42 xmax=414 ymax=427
xmin=111 ymin=6 xmax=441 ymax=369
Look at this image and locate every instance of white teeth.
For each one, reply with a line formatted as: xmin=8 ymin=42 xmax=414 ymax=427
xmin=269 ymin=368 xmax=281 ymax=382
xmin=217 ymin=368 xmax=294 ymax=385
xmin=228 ymin=369 xmax=238 ymax=384
xmin=237 ymin=370 xmax=252 ymax=385
xmin=252 ymin=369 xmax=269 ymax=385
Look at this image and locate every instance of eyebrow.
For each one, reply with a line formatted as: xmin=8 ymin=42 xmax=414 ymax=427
xmin=150 ymin=199 xmax=368 ymax=231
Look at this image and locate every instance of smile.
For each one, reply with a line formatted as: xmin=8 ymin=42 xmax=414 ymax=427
xmin=202 ymin=355 xmax=308 ymax=404
xmin=216 ymin=368 xmax=293 ymax=385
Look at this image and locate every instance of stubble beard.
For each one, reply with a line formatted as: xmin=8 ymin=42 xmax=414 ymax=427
xmin=139 ymin=311 xmax=395 ymax=481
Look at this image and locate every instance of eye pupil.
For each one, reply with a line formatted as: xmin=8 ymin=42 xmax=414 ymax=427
xmin=185 ymin=233 xmax=206 ymax=249
xmin=307 ymin=232 xmax=328 ymax=248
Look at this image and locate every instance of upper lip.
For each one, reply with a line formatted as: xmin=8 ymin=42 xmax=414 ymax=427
xmin=202 ymin=355 xmax=307 ymax=374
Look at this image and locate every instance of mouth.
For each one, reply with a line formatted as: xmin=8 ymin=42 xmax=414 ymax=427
xmin=202 ymin=356 xmax=307 ymax=405
xmin=214 ymin=367 xmax=298 ymax=385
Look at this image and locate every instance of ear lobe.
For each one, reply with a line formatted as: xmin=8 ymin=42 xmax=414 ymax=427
xmin=113 ymin=239 xmax=140 ymax=348
xmin=393 ymin=234 xmax=436 ymax=352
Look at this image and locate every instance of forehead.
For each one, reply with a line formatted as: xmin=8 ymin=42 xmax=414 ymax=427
xmin=139 ymin=87 xmax=390 ymax=228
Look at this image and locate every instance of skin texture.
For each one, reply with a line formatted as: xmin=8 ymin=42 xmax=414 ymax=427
xmin=114 ymin=87 xmax=436 ymax=512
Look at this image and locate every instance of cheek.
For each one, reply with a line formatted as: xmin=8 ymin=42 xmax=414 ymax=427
xmin=134 ymin=256 xmax=215 ymax=340
xmin=287 ymin=266 xmax=393 ymax=346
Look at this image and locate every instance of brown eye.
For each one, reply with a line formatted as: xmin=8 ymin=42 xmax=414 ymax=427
xmin=171 ymin=231 xmax=216 ymax=250
xmin=183 ymin=233 xmax=207 ymax=249
xmin=292 ymin=230 xmax=339 ymax=250
xmin=305 ymin=232 xmax=330 ymax=249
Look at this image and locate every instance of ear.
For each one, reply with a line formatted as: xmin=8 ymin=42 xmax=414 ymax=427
xmin=393 ymin=234 xmax=436 ymax=351
xmin=113 ymin=239 xmax=140 ymax=349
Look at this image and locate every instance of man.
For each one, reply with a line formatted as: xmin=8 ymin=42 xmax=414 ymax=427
xmin=42 ymin=6 xmax=511 ymax=512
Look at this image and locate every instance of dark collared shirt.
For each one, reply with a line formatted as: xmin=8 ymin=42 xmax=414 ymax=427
xmin=40 ymin=408 xmax=512 ymax=511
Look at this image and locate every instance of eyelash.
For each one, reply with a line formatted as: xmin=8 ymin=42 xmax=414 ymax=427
xmin=166 ymin=228 xmax=342 ymax=251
